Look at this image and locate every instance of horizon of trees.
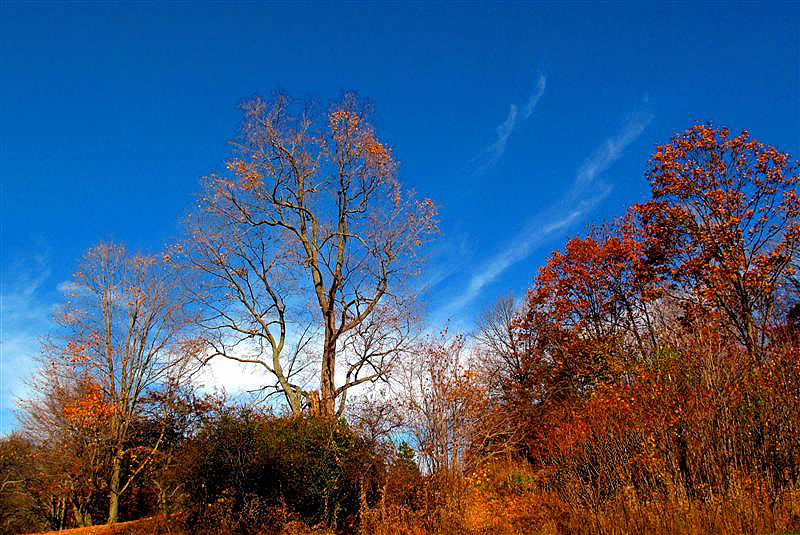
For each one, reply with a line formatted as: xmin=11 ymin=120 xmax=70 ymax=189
xmin=1 ymin=95 xmax=798 ymax=535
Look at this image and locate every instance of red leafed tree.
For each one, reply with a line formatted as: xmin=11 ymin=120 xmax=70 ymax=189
xmin=187 ymin=93 xmax=437 ymax=417
xmin=633 ymin=124 xmax=799 ymax=359
xmin=506 ymin=124 xmax=799 ymax=465
xmin=529 ymin=224 xmax=659 ymax=356
xmin=508 ymin=223 xmax=658 ymax=422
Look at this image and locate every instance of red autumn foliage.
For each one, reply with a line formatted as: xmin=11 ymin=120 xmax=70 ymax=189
xmin=488 ymin=125 xmax=800 ymax=533
xmin=633 ymin=124 xmax=799 ymax=358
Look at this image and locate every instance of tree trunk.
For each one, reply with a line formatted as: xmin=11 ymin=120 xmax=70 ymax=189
xmin=320 ymin=339 xmax=337 ymax=417
xmin=358 ymin=475 xmax=368 ymax=530
xmin=107 ymin=449 xmax=123 ymax=523
xmin=308 ymin=390 xmax=321 ymax=416
xmin=73 ymin=504 xmax=92 ymax=528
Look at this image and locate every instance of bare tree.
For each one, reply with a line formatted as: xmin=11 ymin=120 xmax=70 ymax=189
xmin=471 ymin=295 xmax=527 ymax=397
xmin=332 ymin=299 xmax=415 ymax=416
xmin=186 ymin=92 xmax=437 ymax=417
xmin=183 ymin=209 xmax=315 ymax=415
xmin=21 ymin=244 xmax=196 ymax=524
xmin=399 ymin=332 xmax=509 ymax=479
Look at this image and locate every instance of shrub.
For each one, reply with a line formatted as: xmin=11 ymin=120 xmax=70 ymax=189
xmin=180 ymin=410 xmax=383 ymax=533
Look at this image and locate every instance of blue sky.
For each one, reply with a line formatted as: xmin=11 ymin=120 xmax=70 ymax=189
xmin=2 ymin=2 xmax=798 ymax=434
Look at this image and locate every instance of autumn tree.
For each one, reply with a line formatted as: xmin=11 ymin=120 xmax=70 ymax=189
xmin=498 ymin=125 xmax=800 ymax=516
xmin=186 ymin=92 xmax=437 ymax=417
xmin=0 ymin=435 xmax=51 ymax=533
xmin=21 ymin=361 xmax=130 ymax=527
xmin=510 ymin=125 xmax=799 ymax=423
xmin=399 ymin=332 xmax=508 ymax=479
xmin=523 ymin=222 xmax=666 ymax=378
xmin=633 ymin=124 xmax=799 ymax=359
xmin=22 ymin=244 xmax=196 ymax=525
xmin=498 ymin=230 xmax=637 ymax=435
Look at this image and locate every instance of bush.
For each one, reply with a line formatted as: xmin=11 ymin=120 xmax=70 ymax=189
xmin=179 ymin=410 xmax=383 ymax=533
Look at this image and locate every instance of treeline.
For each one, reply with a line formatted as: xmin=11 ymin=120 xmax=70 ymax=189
xmin=1 ymin=96 xmax=798 ymax=535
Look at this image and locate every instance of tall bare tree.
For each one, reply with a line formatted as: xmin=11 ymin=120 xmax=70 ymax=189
xmin=186 ymin=92 xmax=437 ymax=417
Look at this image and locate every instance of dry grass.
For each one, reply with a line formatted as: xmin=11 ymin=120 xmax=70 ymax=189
xmin=360 ymin=460 xmax=800 ymax=535
xmin=26 ymin=515 xmax=178 ymax=535
xmin=25 ymin=515 xmax=339 ymax=535
xmin=26 ymin=462 xmax=800 ymax=535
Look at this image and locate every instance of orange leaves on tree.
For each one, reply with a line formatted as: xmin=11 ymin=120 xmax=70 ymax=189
xmin=227 ymin=160 xmax=263 ymax=191
xmin=328 ymin=106 xmax=396 ymax=183
xmin=58 ymin=331 xmax=104 ymax=374
xmin=56 ymin=332 xmax=116 ymax=429
xmin=62 ymin=381 xmax=115 ymax=429
xmin=328 ymin=109 xmax=360 ymax=134
xmin=634 ymin=123 xmax=799 ymax=357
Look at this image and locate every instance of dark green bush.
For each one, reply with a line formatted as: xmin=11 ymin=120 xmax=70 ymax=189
xmin=180 ymin=410 xmax=384 ymax=533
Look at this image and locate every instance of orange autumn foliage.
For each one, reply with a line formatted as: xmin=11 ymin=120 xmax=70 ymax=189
xmin=61 ymin=382 xmax=115 ymax=429
xmin=57 ymin=333 xmax=116 ymax=430
xmin=634 ymin=124 xmax=799 ymax=358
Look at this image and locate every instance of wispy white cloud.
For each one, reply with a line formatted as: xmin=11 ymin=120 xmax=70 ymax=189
xmin=474 ymin=104 xmax=518 ymax=174
xmin=414 ymin=230 xmax=473 ymax=299
xmin=436 ymin=109 xmax=652 ymax=322
xmin=0 ymin=252 xmax=53 ymax=434
xmin=568 ymin=109 xmax=652 ymax=200
xmin=473 ymin=73 xmax=547 ymax=173
xmin=522 ymin=73 xmax=547 ymax=120
xmin=437 ymin=197 xmax=601 ymax=320
xmin=461 ymin=209 xmax=581 ymax=303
